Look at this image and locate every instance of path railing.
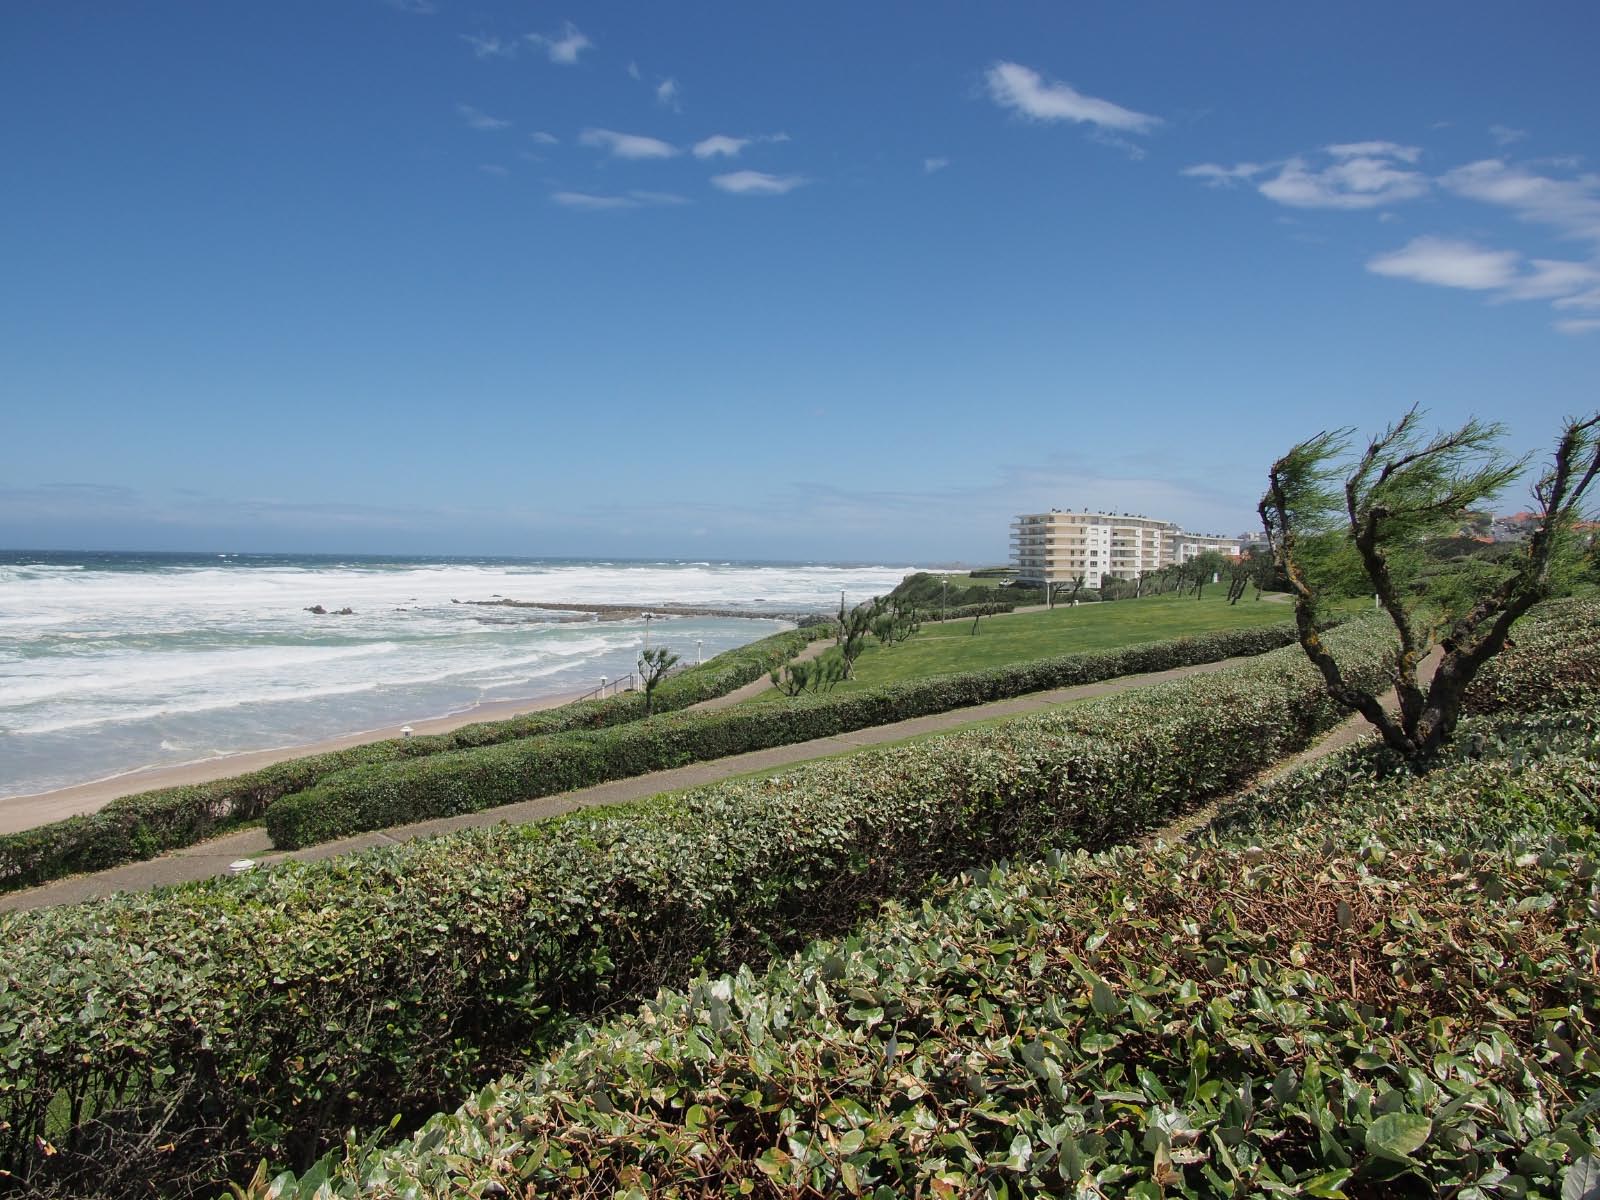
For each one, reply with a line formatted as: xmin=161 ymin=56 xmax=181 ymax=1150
xmin=577 ymin=672 xmax=635 ymax=703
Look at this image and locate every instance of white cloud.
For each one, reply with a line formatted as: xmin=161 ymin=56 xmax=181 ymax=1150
xmin=711 ymin=170 xmax=807 ymax=196
xmin=551 ymin=189 xmax=690 ymax=210
xmin=383 ymin=0 xmax=435 ymax=13
xmin=1366 ymin=237 xmax=1520 ymax=290
xmin=457 ymin=104 xmax=510 ymax=131
xmin=656 ymin=78 xmax=680 ymax=108
xmin=626 ymin=61 xmax=642 ymax=80
xmin=690 ymin=133 xmax=788 ymax=160
xmin=527 ymin=22 xmax=591 ymax=65
xmin=460 ymin=33 xmax=515 ymax=59
xmin=1556 ymin=317 xmax=1600 ymax=335
xmin=1326 ymin=141 xmax=1422 ymax=163
xmin=923 ymin=156 xmax=950 ymax=174
xmin=478 ymin=164 xmax=509 ymax=177
xmin=983 ymin=62 xmax=1159 ymax=134
xmin=1489 ymin=124 xmax=1528 ymax=146
xmin=1257 ymin=144 xmax=1429 ymax=209
xmin=578 ymin=128 xmax=679 ymax=159
xmin=1554 ymin=288 xmax=1600 ymax=311
xmin=1502 ymin=259 xmax=1600 ymax=301
xmin=529 ymin=131 xmax=559 ymax=145
xmin=1440 ymin=159 xmax=1600 ymax=246
xmin=1180 ymin=161 xmax=1266 ymax=187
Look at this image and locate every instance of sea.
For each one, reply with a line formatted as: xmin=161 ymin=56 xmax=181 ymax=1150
xmin=0 ymin=551 xmax=921 ymax=802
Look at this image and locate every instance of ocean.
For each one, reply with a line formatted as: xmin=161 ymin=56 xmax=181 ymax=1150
xmin=0 ymin=551 xmax=920 ymax=802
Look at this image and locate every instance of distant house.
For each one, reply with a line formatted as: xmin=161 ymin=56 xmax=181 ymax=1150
xmin=1010 ymin=510 xmax=1241 ymax=588
xmin=1491 ymin=512 xmax=1542 ymax=542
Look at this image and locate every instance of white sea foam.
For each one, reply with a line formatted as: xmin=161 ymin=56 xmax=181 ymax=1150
xmin=0 ymin=556 xmax=921 ymax=799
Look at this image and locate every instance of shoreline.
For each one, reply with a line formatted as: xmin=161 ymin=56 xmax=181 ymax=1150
xmin=0 ymin=686 xmax=595 ymax=836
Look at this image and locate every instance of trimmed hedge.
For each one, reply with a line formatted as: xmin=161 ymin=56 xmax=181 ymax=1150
xmin=0 ymin=619 xmax=1396 ymax=1196
xmin=265 ymin=614 xmax=1600 ymax=1199
xmin=1461 ymin=595 xmax=1600 ymax=716
xmin=265 ymin=620 xmax=1305 ymax=847
xmin=281 ymin=746 xmax=1600 ymax=1198
xmin=0 ymin=623 xmax=823 ymax=893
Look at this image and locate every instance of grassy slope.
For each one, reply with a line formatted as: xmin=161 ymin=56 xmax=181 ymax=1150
xmin=756 ymin=593 xmax=1300 ymax=700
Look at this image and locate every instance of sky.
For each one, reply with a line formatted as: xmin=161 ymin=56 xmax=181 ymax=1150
xmin=2 ymin=2 xmax=1597 ymax=563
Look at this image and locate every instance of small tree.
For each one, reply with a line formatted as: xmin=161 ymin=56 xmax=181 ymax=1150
xmin=1188 ymin=550 xmax=1227 ymax=600
xmin=1261 ymin=406 xmax=1599 ymax=759
xmin=637 ymin=645 xmax=681 ymax=715
xmin=835 ymin=601 xmax=874 ymax=678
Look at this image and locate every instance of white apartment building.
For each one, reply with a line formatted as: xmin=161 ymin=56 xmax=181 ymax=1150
xmin=1010 ymin=510 xmax=1240 ymax=588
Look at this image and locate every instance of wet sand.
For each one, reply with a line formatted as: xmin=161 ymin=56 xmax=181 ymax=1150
xmin=0 ymin=686 xmax=594 ymax=836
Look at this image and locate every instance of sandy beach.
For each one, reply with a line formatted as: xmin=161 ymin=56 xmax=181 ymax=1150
xmin=0 ymin=686 xmax=594 ymax=836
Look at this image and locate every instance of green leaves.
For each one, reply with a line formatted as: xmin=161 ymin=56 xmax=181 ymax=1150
xmin=1364 ymin=1112 xmax=1432 ymax=1163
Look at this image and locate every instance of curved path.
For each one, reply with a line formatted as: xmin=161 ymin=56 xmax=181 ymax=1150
xmin=5 ymin=651 xmax=1252 ymax=912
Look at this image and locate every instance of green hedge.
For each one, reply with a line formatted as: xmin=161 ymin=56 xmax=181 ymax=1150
xmin=0 ymin=619 xmax=1395 ymax=1196
xmin=1461 ymin=596 xmax=1600 ymax=716
xmin=285 ymin=730 xmax=1600 ymax=1198
xmin=266 ymin=620 xmax=1305 ymax=848
xmin=0 ymin=624 xmax=823 ymax=894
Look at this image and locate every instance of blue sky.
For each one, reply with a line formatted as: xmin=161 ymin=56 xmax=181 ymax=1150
xmin=3 ymin=2 xmax=1597 ymax=562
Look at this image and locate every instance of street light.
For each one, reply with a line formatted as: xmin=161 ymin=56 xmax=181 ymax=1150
xmin=696 ymin=638 xmax=703 ymax=665
xmin=642 ymin=611 xmax=655 ymax=650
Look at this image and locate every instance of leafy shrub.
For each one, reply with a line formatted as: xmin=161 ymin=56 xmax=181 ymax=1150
xmin=0 ymin=620 xmax=1394 ymax=1195
xmin=1461 ymin=596 xmax=1600 ymax=716
xmin=265 ymin=620 xmax=1307 ymax=848
xmin=0 ymin=624 xmax=824 ymax=893
xmin=272 ymin=756 xmax=1600 ymax=1197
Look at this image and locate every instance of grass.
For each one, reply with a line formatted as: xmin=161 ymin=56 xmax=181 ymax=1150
xmin=753 ymin=591 xmax=1303 ymax=700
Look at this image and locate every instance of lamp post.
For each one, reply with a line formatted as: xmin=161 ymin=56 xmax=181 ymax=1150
xmin=941 ymin=575 xmax=948 ymax=623
xmin=696 ymin=638 xmax=703 ymax=665
xmin=600 ymin=675 xmax=607 ymax=696
xmin=643 ymin=611 xmax=654 ymax=651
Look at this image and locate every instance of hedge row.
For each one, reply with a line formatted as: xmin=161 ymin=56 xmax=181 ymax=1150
xmin=266 ymin=620 xmax=1306 ymax=848
xmin=0 ymin=623 xmax=824 ymax=893
xmin=914 ymin=600 xmax=1018 ymax=621
xmin=272 ymin=707 xmax=1600 ymax=1197
xmin=1461 ymin=595 xmax=1600 ymax=716
xmin=0 ymin=618 xmax=1396 ymax=1196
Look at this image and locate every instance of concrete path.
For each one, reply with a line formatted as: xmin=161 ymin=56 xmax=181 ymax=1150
xmin=2 ymin=653 xmax=1252 ymax=912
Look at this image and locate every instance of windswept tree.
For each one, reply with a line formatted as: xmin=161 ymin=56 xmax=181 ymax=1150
xmin=835 ymin=598 xmax=874 ymax=678
xmin=1261 ymin=406 xmax=1599 ymax=758
xmin=1188 ymin=550 xmax=1228 ymax=600
xmin=637 ymin=646 xmax=681 ymax=715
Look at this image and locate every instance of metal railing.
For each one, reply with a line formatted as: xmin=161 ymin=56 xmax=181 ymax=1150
xmin=577 ymin=672 xmax=636 ymax=703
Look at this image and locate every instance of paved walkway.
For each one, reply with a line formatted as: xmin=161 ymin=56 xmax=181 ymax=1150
xmin=2 ymin=653 xmax=1251 ymax=912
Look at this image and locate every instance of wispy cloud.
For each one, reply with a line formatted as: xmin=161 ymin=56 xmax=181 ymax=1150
xmin=460 ymin=33 xmax=516 ymax=60
xmin=1186 ymin=141 xmax=1600 ymax=335
xmin=1366 ymin=237 xmax=1520 ymax=290
xmin=478 ymin=164 xmax=510 ymax=177
xmin=457 ymin=104 xmax=510 ymax=131
xmin=527 ymin=22 xmax=592 ymax=65
xmin=690 ymin=132 xmax=788 ymax=160
xmin=1261 ymin=143 xmax=1427 ymax=209
xmin=551 ymin=189 xmax=690 ymax=211
xmin=529 ymin=131 xmax=559 ymax=146
xmin=656 ymin=78 xmax=680 ymax=110
xmin=626 ymin=61 xmax=641 ymax=81
xmin=1555 ymin=317 xmax=1600 ymax=336
xmin=923 ymin=156 xmax=950 ymax=174
xmin=1490 ymin=124 xmax=1528 ymax=146
xmin=710 ymin=170 xmax=807 ymax=196
xmin=983 ymin=62 xmax=1160 ymax=135
xmin=383 ymin=0 xmax=435 ymax=13
xmin=1181 ymin=161 xmax=1267 ymax=187
xmin=579 ymin=128 xmax=679 ymax=160
xmin=1440 ymin=158 xmax=1600 ymax=246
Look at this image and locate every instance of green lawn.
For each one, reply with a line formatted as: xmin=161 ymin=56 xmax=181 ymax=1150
xmin=753 ymin=592 xmax=1302 ymax=700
